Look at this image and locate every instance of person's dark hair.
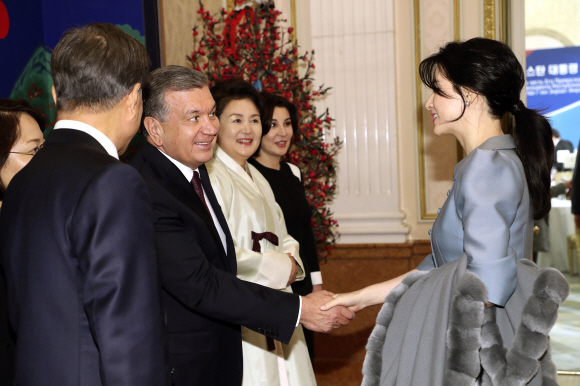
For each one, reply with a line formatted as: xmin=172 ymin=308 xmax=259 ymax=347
xmin=260 ymin=92 xmax=298 ymax=137
xmin=141 ymin=65 xmax=209 ymax=136
xmin=551 ymin=129 xmax=560 ymax=139
xmin=419 ymin=37 xmax=554 ymax=220
xmin=253 ymin=92 xmax=298 ymax=157
xmin=0 ymin=98 xmax=45 ymax=198
xmin=51 ymin=23 xmax=151 ymax=114
xmin=210 ymin=79 xmax=264 ymax=120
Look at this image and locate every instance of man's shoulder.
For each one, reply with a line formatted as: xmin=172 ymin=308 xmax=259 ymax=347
xmin=36 ymin=137 xmax=118 ymax=178
xmin=129 ymin=145 xmax=185 ymax=207
xmin=129 ymin=143 xmax=166 ymax=175
xmin=90 ymin=162 xmax=145 ymax=187
xmin=8 ymin=141 xmax=120 ymax=197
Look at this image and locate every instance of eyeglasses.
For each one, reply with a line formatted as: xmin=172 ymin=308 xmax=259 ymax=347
xmin=10 ymin=143 xmax=44 ymax=156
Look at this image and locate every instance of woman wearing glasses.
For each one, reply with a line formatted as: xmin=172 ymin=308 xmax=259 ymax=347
xmin=0 ymin=98 xmax=45 ymax=385
xmin=0 ymin=99 xmax=45 ymax=201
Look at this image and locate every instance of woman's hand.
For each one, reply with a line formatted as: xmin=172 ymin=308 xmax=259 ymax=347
xmin=320 ymin=290 xmax=367 ymax=313
xmin=319 ymin=270 xmax=418 ymax=314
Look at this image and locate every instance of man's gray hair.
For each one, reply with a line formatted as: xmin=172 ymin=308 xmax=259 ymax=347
xmin=143 ymin=65 xmax=209 ymax=126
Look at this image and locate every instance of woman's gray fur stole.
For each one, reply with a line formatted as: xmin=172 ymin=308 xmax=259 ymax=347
xmin=361 ymin=260 xmax=569 ymax=386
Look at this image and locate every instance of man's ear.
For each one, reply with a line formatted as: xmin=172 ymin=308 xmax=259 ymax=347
xmin=144 ymin=117 xmax=163 ymax=147
xmin=51 ymin=85 xmax=57 ymax=106
xmin=127 ymin=83 xmax=142 ymax=118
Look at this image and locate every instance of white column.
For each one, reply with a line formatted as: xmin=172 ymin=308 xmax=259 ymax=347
xmin=310 ymin=0 xmax=407 ymax=243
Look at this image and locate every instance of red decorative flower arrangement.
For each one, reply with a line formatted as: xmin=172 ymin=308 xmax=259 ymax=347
xmin=189 ymin=0 xmax=341 ymax=259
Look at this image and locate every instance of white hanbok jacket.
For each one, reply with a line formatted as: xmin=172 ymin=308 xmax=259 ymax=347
xmin=207 ymin=146 xmax=316 ymax=386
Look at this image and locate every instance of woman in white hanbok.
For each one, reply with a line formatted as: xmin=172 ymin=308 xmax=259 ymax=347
xmin=206 ymin=79 xmax=316 ymax=386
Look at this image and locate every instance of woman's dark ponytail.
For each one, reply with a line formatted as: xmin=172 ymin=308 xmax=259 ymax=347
xmin=420 ymin=38 xmax=554 ymax=220
xmin=509 ymin=101 xmax=553 ymax=219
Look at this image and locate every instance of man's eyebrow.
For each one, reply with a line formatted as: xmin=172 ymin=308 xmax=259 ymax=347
xmin=185 ymin=105 xmax=216 ymax=115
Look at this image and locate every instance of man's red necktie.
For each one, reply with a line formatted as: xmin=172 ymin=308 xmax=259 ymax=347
xmin=191 ymin=171 xmax=211 ymax=215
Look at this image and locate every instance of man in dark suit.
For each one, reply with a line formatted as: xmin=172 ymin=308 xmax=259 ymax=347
xmin=553 ymin=128 xmax=574 ymax=171
xmin=130 ymin=65 xmax=353 ymax=386
xmin=0 ymin=24 xmax=166 ymax=385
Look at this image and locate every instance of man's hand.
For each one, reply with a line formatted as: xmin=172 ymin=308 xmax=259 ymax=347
xmin=287 ymin=253 xmax=297 ymax=287
xmin=300 ymin=291 xmax=354 ymax=333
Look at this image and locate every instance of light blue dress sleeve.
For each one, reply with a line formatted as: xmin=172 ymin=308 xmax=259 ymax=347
xmin=456 ymin=149 xmax=524 ymax=306
xmin=416 ymin=254 xmax=435 ymax=271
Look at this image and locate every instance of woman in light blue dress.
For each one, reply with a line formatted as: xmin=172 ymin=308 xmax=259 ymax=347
xmin=323 ymin=38 xmax=562 ymax=385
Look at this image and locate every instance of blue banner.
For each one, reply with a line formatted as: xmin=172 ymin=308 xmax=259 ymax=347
xmin=0 ymin=0 xmax=145 ymax=132
xmin=526 ymin=46 xmax=580 ymax=149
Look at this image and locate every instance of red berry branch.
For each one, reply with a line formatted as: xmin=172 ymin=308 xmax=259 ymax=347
xmin=189 ymin=0 xmax=341 ymax=259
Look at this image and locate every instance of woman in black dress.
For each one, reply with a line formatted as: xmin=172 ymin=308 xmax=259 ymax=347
xmin=248 ymin=93 xmax=321 ymax=360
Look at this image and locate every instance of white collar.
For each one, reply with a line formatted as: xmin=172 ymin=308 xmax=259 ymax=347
xmin=157 ymin=149 xmax=196 ymax=183
xmin=53 ymin=120 xmax=119 ymax=159
xmin=214 ymin=145 xmax=261 ymax=194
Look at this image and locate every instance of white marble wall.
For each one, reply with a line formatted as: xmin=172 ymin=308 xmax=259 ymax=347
xmin=418 ymin=0 xmax=459 ymax=218
xmin=309 ymin=0 xmax=407 ymax=243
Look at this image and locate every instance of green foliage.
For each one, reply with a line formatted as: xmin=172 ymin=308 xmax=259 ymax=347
xmin=10 ymin=46 xmax=56 ymax=135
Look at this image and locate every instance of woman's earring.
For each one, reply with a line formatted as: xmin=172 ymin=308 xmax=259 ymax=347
xmin=465 ymin=101 xmax=470 ymax=107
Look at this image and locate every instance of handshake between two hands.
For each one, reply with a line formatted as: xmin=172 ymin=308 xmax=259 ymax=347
xmin=299 ymin=290 xmax=359 ymax=333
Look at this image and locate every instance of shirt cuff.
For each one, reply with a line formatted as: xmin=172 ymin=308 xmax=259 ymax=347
xmin=310 ymin=271 xmax=323 ymax=285
xmin=295 ymin=296 xmax=302 ymax=327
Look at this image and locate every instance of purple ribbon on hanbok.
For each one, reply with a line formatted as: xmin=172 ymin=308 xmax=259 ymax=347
xmin=251 ymin=231 xmax=279 ymax=253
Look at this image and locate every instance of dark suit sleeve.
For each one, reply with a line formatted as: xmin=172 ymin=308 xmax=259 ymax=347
xmin=152 ymin=197 xmax=300 ymax=344
xmin=70 ymin=164 xmax=166 ymax=386
xmin=0 ymin=269 xmax=14 ymax=385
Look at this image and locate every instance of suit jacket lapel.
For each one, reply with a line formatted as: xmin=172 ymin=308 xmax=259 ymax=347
xmin=199 ymin=165 xmax=237 ymax=272
xmin=140 ymin=144 xmax=225 ymax=254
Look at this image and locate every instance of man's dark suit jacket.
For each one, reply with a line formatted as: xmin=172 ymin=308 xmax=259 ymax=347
xmin=0 ymin=271 xmax=15 ymax=385
xmin=0 ymin=129 xmax=166 ymax=386
xmin=554 ymin=139 xmax=574 ymax=171
xmin=130 ymin=142 xmax=300 ymax=386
